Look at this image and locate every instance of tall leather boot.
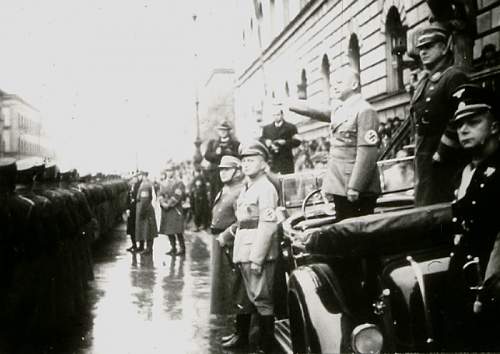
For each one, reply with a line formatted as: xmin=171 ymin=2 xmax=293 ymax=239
xmin=141 ymin=239 xmax=154 ymax=255
xmin=166 ymin=235 xmax=176 ymax=255
xmin=221 ymin=313 xmax=251 ymax=348
xmin=260 ymin=315 xmax=276 ymax=354
xmin=134 ymin=241 xmax=145 ymax=253
xmin=176 ymin=233 xmax=186 ymax=255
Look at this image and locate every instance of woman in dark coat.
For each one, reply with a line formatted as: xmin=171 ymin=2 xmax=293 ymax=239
xmin=210 ymin=155 xmax=253 ymax=349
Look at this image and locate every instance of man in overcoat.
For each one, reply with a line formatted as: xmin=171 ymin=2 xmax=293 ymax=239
xmin=410 ymin=22 xmax=469 ymax=206
xmin=210 ymin=155 xmax=253 ymax=349
xmin=204 ymin=121 xmax=240 ymax=196
xmin=159 ymin=165 xmax=186 ymax=256
xmin=260 ymin=103 xmax=301 ymax=174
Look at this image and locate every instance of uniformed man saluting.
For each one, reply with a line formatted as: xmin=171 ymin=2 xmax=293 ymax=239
xmin=289 ymin=67 xmax=381 ymax=220
xmin=228 ymin=141 xmax=279 ymax=353
xmin=411 ymin=22 xmax=469 ymax=206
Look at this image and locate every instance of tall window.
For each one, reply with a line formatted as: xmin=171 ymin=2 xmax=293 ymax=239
xmin=348 ymin=34 xmax=361 ymax=78
xmin=386 ymin=6 xmax=406 ymax=92
xmin=298 ymin=69 xmax=307 ymax=99
xmin=321 ymin=54 xmax=331 ymax=104
xmin=285 ymin=82 xmax=290 ymax=97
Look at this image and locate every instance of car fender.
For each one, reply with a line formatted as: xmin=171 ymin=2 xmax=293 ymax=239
xmin=287 ymin=263 xmax=351 ymax=353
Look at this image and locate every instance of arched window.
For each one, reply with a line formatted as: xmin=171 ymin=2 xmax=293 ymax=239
xmin=348 ymin=34 xmax=361 ymax=78
xmin=321 ymin=54 xmax=331 ymax=104
xmin=385 ymin=6 xmax=406 ymax=92
xmin=297 ymin=69 xmax=307 ymax=99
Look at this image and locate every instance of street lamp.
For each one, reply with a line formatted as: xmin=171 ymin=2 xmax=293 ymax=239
xmin=192 ymin=13 xmax=203 ymax=166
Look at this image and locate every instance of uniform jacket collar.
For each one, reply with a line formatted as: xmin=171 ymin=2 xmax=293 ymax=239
xmin=411 ymin=56 xmax=454 ymax=103
xmin=330 ymin=94 xmax=362 ymax=133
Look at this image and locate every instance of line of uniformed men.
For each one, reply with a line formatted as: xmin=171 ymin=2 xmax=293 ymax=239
xmin=0 ymin=157 xmax=128 ymax=348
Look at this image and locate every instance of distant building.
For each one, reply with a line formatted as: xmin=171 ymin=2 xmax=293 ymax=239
xmin=199 ymin=68 xmax=236 ymax=142
xmin=0 ymin=92 xmax=53 ymax=160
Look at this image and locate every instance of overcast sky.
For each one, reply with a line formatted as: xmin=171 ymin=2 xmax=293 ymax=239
xmin=0 ymin=0 xmax=237 ymax=174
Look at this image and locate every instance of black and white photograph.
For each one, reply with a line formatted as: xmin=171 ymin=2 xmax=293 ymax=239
xmin=1 ymin=1 xmax=500 ymax=353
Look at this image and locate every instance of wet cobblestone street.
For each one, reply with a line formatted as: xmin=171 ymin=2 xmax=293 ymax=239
xmin=72 ymin=224 xmax=233 ymax=354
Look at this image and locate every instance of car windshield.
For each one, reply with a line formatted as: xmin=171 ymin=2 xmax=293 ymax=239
xmin=377 ymin=156 xmax=415 ymax=194
xmin=281 ymin=171 xmax=324 ymax=208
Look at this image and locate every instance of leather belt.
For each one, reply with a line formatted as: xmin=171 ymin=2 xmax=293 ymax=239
xmin=210 ymin=227 xmax=224 ymax=235
xmin=238 ymin=219 xmax=259 ymax=230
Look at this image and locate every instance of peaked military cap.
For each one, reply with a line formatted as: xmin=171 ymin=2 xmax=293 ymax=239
xmin=218 ymin=155 xmax=241 ymax=169
xmin=416 ymin=22 xmax=449 ymax=49
xmin=451 ymin=84 xmax=499 ymax=126
xmin=240 ymin=141 xmax=270 ymax=161
xmin=217 ymin=120 xmax=232 ymax=130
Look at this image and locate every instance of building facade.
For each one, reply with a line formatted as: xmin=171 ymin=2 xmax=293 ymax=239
xmin=233 ymin=0 xmax=499 ymax=140
xmin=0 ymin=93 xmax=53 ymax=160
xmin=199 ymin=68 xmax=237 ymax=142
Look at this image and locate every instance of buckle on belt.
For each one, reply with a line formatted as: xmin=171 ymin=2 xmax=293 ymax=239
xmin=238 ymin=219 xmax=259 ymax=230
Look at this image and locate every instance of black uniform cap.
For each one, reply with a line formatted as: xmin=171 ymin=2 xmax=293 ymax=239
xmin=416 ymin=22 xmax=449 ymax=49
xmin=451 ymin=84 xmax=499 ymax=127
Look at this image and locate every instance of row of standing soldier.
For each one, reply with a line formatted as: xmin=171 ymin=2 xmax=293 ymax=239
xmin=0 ymin=157 xmax=128 ymax=349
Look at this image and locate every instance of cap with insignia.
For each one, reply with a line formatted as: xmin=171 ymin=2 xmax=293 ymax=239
xmin=218 ymin=155 xmax=241 ymax=169
xmin=451 ymin=84 xmax=499 ymax=126
xmin=416 ymin=22 xmax=449 ymax=49
xmin=217 ymin=120 xmax=232 ymax=131
xmin=239 ymin=141 xmax=270 ymax=161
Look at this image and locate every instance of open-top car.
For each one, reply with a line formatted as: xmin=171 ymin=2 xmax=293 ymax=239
xmin=273 ymin=155 xmax=496 ymax=353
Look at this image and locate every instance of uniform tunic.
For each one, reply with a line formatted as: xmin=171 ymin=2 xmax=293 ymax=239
xmin=135 ymin=179 xmax=158 ymax=241
xmin=410 ymin=59 xmax=469 ymax=206
xmin=209 ymin=179 xmax=252 ymax=315
xmin=452 ymin=149 xmax=500 ymax=277
xmin=233 ymin=173 xmax=279 ymax=315
xmin=322 ymin=93 xmax=381 ymax=197
xmin=158 ymin=177 xmax=185 ymax=235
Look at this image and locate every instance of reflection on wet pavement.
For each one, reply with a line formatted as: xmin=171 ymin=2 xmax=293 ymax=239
xmin=0 ymin=224 xmax=237 ymax=354
xmin=73 ymin=224 xmax=233 ymax=354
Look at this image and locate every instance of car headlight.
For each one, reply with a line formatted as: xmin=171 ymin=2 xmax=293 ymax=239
xmin=351 ymin=323 xmax=383 ymax=354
